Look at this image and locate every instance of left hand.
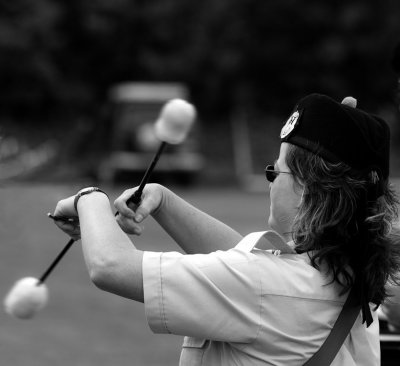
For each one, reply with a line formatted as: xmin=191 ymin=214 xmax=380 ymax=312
xmin=51 ymin=195 xmax=81 ymax=240
xmin=114 ymin=184 xmax=164 ymax=235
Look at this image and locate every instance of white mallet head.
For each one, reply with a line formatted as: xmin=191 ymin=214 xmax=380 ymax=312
xmin=4 ymin=277 xmax=49 ymax=319
xmin=154 ymin=99 xmax=196 ymax=144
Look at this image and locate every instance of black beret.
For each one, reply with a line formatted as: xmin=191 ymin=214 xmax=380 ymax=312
xmin=280 ymin=93 xmax=390 ymax=180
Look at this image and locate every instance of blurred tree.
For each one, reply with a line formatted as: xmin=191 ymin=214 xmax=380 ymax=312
xmin=0 ymin=0 xmax=63 ymax=122
xmin=0 ymin=0 xmax=399 ymax=126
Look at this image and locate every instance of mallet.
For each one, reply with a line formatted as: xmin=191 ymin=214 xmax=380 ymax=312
xmin=124 ymin=98 xmax=196 ymax=206
xmin=3 ymin=98 xmax=196 ymax=319
xmin=3 ymin=221 xmax=76 ymax=320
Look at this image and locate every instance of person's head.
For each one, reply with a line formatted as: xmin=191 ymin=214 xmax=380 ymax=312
xmin=268 ymin=93 xmax=400 ymax=318
xmin=269 ymin=93 xmax=392 ymax=237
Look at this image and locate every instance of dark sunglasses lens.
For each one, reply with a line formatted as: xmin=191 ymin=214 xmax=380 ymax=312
xmin=265 ymin=165 xmax=276 ymax=182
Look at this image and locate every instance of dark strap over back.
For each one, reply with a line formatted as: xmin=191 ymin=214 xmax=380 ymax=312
xmin=304 ymin=286 xmax=361 ymax=366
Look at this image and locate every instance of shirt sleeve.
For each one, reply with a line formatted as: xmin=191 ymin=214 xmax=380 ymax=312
xmin=142 ymin=248 xmax=262 ymax=343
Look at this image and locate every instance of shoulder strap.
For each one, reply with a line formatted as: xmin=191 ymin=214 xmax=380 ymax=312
xmin=236 ymin=231 xmax=360 ymax=366
xmin=235 ymin=231 xmax=295 ymax=254
xmin=303 ymin=286 xmax=360 ymax=366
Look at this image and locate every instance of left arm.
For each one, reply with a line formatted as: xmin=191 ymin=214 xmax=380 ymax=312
xmin=115 ymin=184 xmax=243 ymax=254
xmin=53 ymin=191 xmax=144 ymax=302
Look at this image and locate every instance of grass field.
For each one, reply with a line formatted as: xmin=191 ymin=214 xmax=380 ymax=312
xmin=0 ymin=182 xmax=270 ymax=366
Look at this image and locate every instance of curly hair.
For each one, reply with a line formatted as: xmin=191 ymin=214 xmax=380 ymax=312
xmin=285 ymin=143 xmax=400 ymax=307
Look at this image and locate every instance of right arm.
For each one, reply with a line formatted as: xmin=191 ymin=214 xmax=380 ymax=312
xmin=115 ymin=184 xmax=243 ymax=254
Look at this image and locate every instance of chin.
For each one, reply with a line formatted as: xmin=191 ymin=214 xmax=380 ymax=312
xmin=268 ymin=216 xmax=278 ymax=232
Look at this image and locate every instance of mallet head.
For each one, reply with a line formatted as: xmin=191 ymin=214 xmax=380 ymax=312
xmin=154 ymin=99 xmax=196 ymax=144
xmin=4 ymin=277 xmax=49 ymax=319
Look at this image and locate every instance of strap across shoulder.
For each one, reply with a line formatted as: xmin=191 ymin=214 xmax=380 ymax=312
xmin=235 ymin=231 xmax=296 ymax=254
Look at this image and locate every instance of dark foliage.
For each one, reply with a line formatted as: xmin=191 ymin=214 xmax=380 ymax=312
xmin=0 ymin=0 xmax=400 ymax=125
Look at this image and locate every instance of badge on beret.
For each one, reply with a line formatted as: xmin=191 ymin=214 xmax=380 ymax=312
xmin=280 ymin=110 xmax=300 ymax=138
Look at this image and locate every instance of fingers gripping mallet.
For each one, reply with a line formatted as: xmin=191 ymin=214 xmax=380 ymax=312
xmin=123 ymin=98 xmax=196 ymax=207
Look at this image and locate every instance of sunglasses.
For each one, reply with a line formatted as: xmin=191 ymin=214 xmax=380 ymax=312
xmin=265 ymin=165 xmax=292 ymax=183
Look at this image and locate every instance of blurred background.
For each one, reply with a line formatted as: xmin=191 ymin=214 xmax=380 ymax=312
xmin=1 ymin=0 xmax=400 ymax=365
xmin=0 ymin=0 xmax=400 ymax=184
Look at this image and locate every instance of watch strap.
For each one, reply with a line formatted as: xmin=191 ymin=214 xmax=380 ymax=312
xmin=74 ymin=187 xmax=108 ymax=212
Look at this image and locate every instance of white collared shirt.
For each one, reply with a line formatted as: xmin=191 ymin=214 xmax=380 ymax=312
xmin=142 ymin=232 xmax=380 ymax=365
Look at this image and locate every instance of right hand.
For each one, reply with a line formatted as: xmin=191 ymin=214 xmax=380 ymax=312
xmin=114 ymin=183 xmax=164 ymax=235
xmin=51 ymin=195 xmax=81 ymax=240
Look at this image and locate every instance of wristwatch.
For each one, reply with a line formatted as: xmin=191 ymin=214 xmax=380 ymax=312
xmin=74 ymin=187 xmax=108 ymax=212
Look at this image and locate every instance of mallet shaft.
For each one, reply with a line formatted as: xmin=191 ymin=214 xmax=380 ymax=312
xmin=38 ymin=238 xmax=75 ymax=284
xmin=123 ymin=141 xmax=167 ymax=207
